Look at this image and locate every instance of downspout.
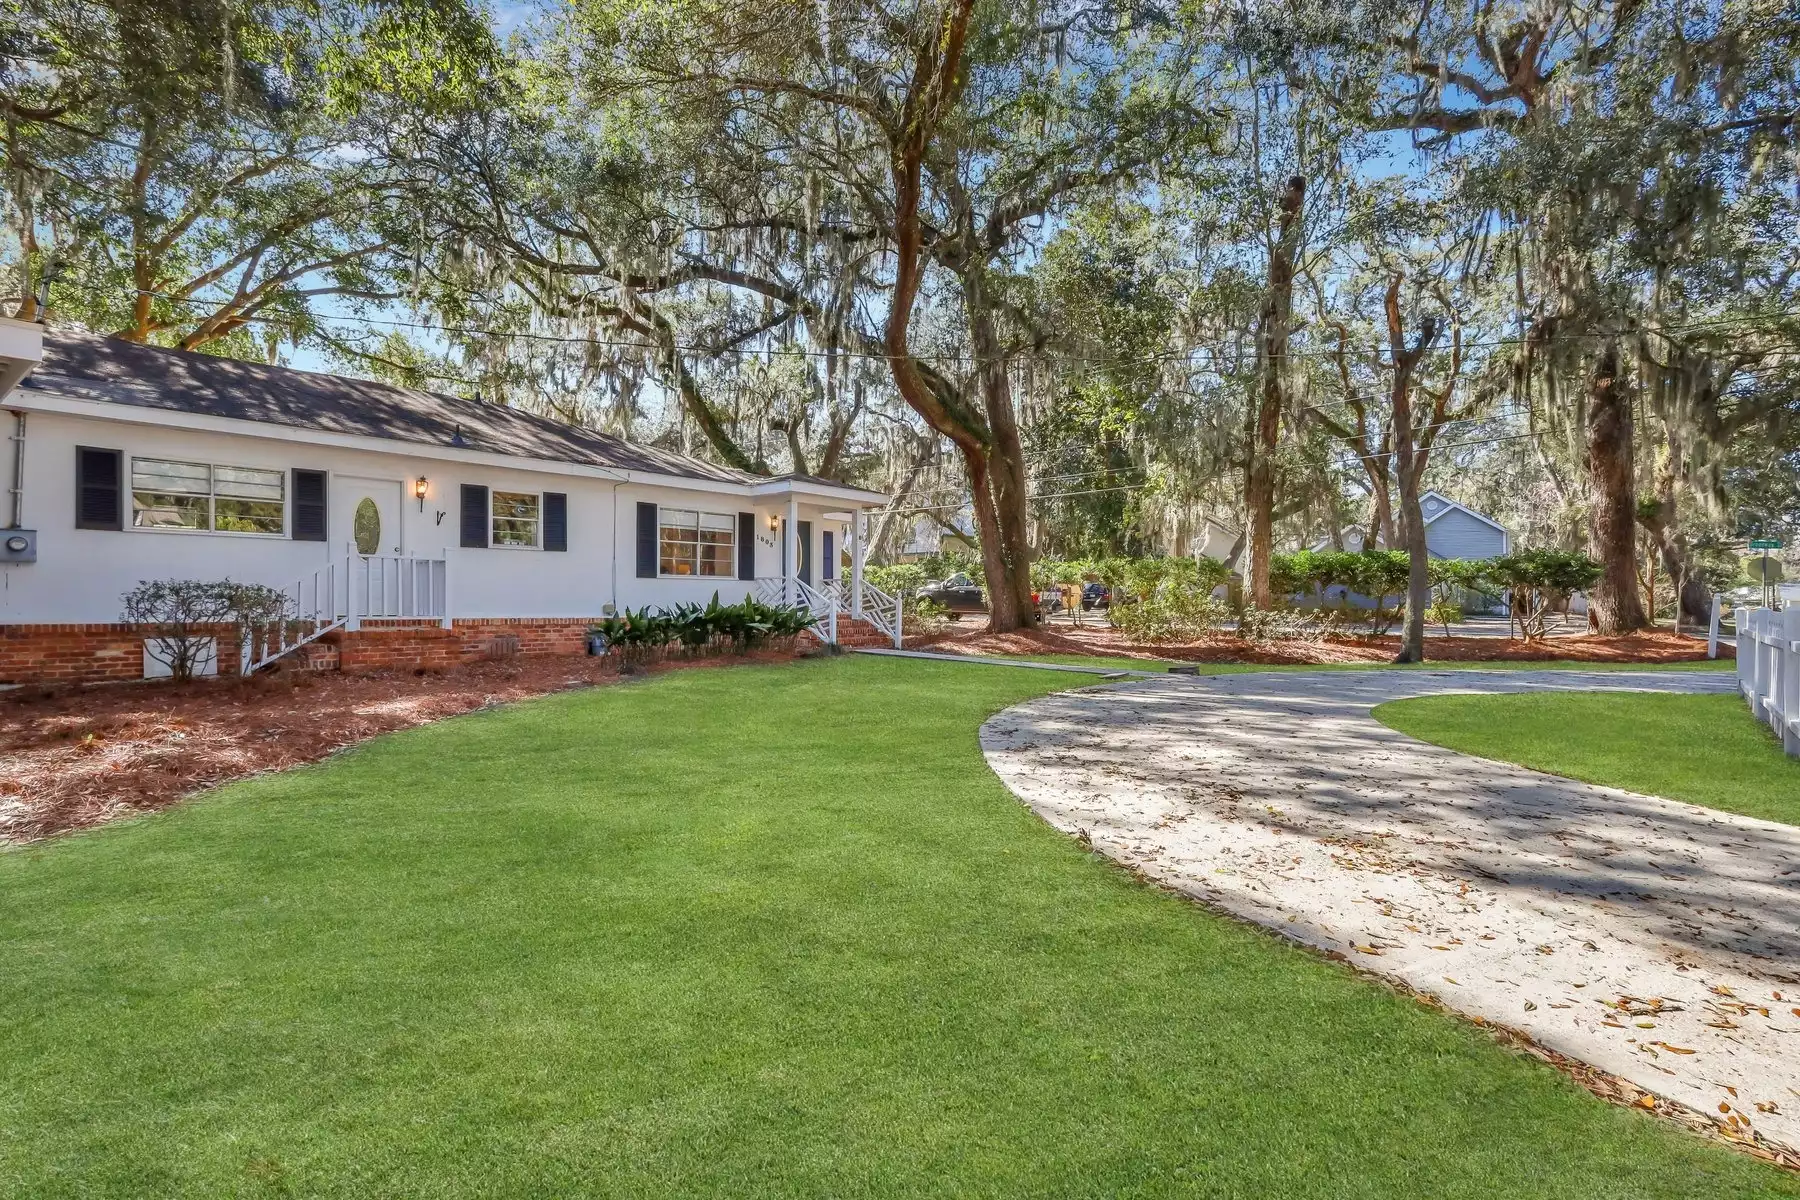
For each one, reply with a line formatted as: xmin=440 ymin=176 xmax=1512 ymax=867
xmin=609 ymin=475 xmax=628 ymax=614
xmin=6 ymin=409 xmax=23 ymax=529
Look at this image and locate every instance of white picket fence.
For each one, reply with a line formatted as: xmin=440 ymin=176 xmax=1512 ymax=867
xmin=1735 ymin=604 xmax=1800 ymax=757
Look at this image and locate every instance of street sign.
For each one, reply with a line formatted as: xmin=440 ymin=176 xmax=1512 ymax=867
xmin=1750 ymin=539 xmax=1783 ymax=550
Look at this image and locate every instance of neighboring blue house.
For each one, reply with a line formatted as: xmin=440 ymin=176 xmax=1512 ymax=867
xmin=1415 ymin=491 xmax=1511 ymax=559
xmin=1315 ymin=491 xmax=1511 ymax=560
xmin=1312 ymin=491 xmax=1511 ymax=611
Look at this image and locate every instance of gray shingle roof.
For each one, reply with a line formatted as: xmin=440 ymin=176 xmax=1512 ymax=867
xmin=23 ymin=331 xmax=756 ymax=485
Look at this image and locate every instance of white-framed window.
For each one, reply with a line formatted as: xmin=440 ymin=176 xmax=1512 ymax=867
xmin=659 ymin=508 xmax=735 ymax=577
xmin=492 ymin=490 xmax=540 ymax=547
xmin=130 ymin=458 xmax=285 ymax=535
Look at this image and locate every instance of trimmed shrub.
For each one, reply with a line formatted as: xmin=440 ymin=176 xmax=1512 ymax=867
xmin=1485 ymin=549 xmax=1602 ymax=640
xmin=122 ymin=578 xmax=294 ymax=682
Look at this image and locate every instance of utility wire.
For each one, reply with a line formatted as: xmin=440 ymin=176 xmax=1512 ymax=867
xmin=120 ymin=286 xmax=1800 ymax=369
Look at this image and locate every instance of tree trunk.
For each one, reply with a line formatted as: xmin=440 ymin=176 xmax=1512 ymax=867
xmin=1243 ymin=176 xmax=1305 ymax=609
xmin=1367 ymin=471 xmax=1394 ymax=549
xmin=1384 ymin=278 xmax=1437 ymax=664
xmin=877 ymin=0 xmax=1038 ymax=628
xmin=960 ymin=273 xmax=1036 ymax=629
xmin=1638 ymin=469 xmax=1713 ymax=627
xmin=1584 ymin=342 xmax=1650 ymax=634
xmin=1244 ymin=448 xmax=1277 ymax=607
xmin=1394 ymin=487 xmax=1430 ymax=660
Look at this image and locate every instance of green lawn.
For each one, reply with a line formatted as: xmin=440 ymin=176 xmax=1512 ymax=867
xmin=3 ymin=657 xmax=1792 ymax=1197
xmin=1376 ymin=688 xmax=1800 ymax=824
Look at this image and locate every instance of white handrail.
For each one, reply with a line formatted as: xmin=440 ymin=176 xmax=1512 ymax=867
xmin=795 ymin=579 xmax=837 ymax=643
xmin=348 ymin=554 xmax=449 ymax=627
xmin=753 ymin=575 xmax=903 ymax=649
xmin=242 ymin=554 xmax=449 ymax=674
xmin=857 ymin=581 xmax=904 ymax=649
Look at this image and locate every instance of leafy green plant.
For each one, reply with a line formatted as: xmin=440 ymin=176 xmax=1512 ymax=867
xmin=121 ymin=579 xmax=235 ymax=682
xmin=906 ymin=596 xmax=953 ymax=634
xmin=1423 ymin=598 xmax=1463 ymax=635
xmin=866 ymin=562 xmax=928 ymax=598
xmin=1107 ymin=557 xmax=1232 ymax=642
xmin=587 ymin=594 xmax=815 ymax=666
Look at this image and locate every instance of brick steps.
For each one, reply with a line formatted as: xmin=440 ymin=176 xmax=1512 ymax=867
xmin=825 ymin=618 xmax=899 ymax=649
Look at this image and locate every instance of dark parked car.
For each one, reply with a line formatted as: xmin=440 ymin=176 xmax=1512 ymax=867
xmin=918 ymin=573 xmax=985 ymax=617
xmin=1081 ymin=582 xmax=1111 ymax=611
xmin=917 ymin=574 xmax=1051 ymax=621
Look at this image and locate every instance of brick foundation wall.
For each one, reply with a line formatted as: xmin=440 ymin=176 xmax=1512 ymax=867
xmin=0 ymin=623 xmax=244 ymax=685
xmin=0 ymin=617 xmax=602 ymax=685
xmin=330 ymin=617 xmax=600 ymax=673
xmin=0 ymin=612 xmax=884 ymax=685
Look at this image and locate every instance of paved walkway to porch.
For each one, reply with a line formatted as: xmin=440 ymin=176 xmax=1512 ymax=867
xmin=979 ymin=669 xmax=1800 ymax=1153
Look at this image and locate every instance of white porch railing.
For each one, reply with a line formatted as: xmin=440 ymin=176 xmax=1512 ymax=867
xmin=797 ymin=579 xmax=839 ymax=644
xmin=348 ymin=554 xmax=450 ymax=628
xmin=752 ymin=575 xmax=903 ymax=648
xmin=855 ymin=580 xmax=904 ymax=648
xmin=241 ymin=554 xmax=449 ymax=675
xmin=1736 ymin=604 xmax=1800 ymax=757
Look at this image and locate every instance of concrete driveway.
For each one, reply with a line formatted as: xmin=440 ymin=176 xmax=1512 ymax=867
xmin=980 ymin=669 xmax=1800 ymax=1153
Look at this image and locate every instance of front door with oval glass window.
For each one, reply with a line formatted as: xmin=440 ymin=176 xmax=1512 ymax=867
xmin=331 ymin=476 xmax=403 ymax=558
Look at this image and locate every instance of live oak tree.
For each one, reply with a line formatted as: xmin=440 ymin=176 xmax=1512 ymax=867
xmin=1 ymin=0 xmax=495 ymax=354
xmin=402 ymin=47 xmax=900 ymax=475
xmin=1354 ymin=0 xmax=1798 ymax=632
xmin=564 ymin=0 xmax=1212 ymax=629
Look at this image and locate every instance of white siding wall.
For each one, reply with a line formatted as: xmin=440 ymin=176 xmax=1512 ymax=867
xmin=1424 ymin=508 xmax=1507 ymax=560
xmin=2 ymin=411 xmax=847 ymax=624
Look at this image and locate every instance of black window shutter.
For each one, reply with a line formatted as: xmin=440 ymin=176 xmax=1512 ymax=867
xmin=75 ymin=446 xmax=123 ymax=530
xmin=736 ymin=512 xmax=755 ymax=580
xmin=822 ymin=530 xmax=835 ymax=581
xmin=460 ymin=484 xmax=489 ymax=548
xmin=291 ymin=469 xmax=327 ymax=541
xmin=543 ymin=492 xmax=568 ymax=552
xmin=798 ymin=520 xmax=813 ymax=585
xmin=635 ymin=502 xmax=658 ymax=578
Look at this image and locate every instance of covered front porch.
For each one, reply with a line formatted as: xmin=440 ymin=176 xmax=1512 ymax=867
xmin=748 ymin=478 xmax=902 ymax=648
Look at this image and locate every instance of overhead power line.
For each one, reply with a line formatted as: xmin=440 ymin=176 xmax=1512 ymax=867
xmin=123 ymin=286 xmax=1800 ymax=370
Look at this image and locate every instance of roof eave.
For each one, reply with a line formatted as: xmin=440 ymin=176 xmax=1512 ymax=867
xmin=10 ymin=384 xmax=798 ymax=496
xmin=750 ymin=476 xmax=890 ymax=505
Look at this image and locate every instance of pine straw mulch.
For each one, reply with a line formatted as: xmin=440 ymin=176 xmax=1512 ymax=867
xmin=0 ymin=648 xmax=806 ymax=845
xmin=918 ymin=622 xmax=1727 ymax=666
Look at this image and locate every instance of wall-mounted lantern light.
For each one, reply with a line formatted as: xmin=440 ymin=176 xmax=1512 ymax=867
xmin=415 ymin=476 xmax=429 ymax=511
xmin=768 ymin=513 xmax=780 ymax=534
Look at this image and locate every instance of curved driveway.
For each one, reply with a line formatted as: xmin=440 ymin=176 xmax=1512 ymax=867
xmin=980 ymin=669 xmax=1800 ymax=1151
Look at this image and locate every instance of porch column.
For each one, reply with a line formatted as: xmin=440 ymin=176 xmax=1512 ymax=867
xmin=784 ymin=494 xmax=799 ymax=605
xmin=850 ymin=508 xmax=864 ymax=618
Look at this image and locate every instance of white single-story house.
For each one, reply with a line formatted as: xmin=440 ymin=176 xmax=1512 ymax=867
xmin=1189 ymin=517 xmax=1239 ymax=563
xmin=0 ymin=318 xmax=895 ymax=684
xmin=896 ymin=508 xmax=978 ymax=563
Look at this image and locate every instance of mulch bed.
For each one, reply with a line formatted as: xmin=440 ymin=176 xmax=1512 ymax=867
xmin=0 ymin=648 xmax=806 ymax=845
xmin=919 ymin=622 xmax=1729 ymax=666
